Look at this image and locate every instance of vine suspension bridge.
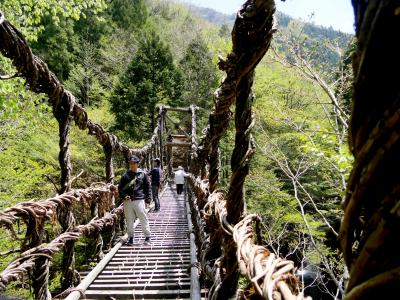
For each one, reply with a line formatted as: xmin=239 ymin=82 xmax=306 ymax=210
xmin=0 ymin=1 xmax=304 ymax=298
xmin=1 ymin=0 xmax=398 ymax=299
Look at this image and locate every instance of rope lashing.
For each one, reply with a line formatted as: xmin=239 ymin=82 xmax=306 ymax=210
xmin=234 ymin=215 xmax=310 ymax=300
xmin=198 ymin=186 xmax=307 ymax=299
xmin=202 ymin=191 xmax=233 ymax=234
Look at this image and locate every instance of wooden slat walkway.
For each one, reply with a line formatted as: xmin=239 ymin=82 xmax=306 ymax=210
xmin=79 ymin=184 xmax=203 ymax=299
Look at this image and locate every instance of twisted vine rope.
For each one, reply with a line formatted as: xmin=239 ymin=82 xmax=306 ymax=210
xmin=0 ymin=184 xmax=115 ymax=230
xmin=0 ymin=205 xmax=124 ymax=292
xmin=0 ymin=11 xmax=165 ymax=163
xmin=0 ymin=184 xmax=117 ymax=297
xmin=234 ymin=215 xmax=309 ymax=300
xmin=338 ymin=1 xmax=400 ymax=299
xmin=186 ymin=1 xmax=309 ymax=299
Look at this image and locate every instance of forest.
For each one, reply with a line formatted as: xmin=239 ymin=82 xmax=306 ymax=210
xmin=0 ymin=0 xmax=382 ymax=299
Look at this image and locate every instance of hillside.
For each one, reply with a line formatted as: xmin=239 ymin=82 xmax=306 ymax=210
xmin=186 ymin=4 xmax=353 ymax=67
xmin=185 ymin=4 xmax=235 ymax=25
xmin=186 ymin=4 xmax=351 ymax=43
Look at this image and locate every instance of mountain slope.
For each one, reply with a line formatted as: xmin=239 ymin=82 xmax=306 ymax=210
xmin=185 ymin=4 xmax=352 ymax=68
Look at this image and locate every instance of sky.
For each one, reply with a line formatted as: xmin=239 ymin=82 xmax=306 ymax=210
xmin=181 ymin=0 xmax=355 ymax=34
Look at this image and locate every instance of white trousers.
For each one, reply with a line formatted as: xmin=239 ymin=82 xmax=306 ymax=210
xmin=124 ymin=199 xmax=151 ymax=238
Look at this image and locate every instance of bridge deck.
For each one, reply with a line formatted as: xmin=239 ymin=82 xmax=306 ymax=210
xmin=81 ymin=184 xmax=203 ymax=299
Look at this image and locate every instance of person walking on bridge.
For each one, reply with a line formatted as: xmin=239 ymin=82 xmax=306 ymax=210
xmin=118 ymin=155 xmax=152 ymax=245
xmin=174 ymin=166 xmax=189 ymax=195
xmin=148 ymin=157 xmax=162 ymax=212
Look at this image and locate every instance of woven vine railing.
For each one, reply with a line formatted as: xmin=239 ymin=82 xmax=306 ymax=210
xmin=185 ymin=0 xmax=312 ymax=299
xmin=0 ymin=184 xmax=120 ymax=298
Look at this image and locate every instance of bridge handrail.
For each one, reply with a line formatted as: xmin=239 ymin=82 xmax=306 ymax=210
xmin=0 ymin=204 xmax=124 ymax=294
xmin=0 ymin=184 xmax=115 ymax=229
xmin=187 ymin=176 xmax=310 ymax=300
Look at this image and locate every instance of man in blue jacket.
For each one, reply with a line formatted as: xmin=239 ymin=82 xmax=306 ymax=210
xmin=118 ymin=155 xmax=152 ymax=245
xmin=148 ymin=157 xmax=162 ymax=212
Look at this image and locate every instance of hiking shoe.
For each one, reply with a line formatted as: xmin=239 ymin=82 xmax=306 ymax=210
xmin=126 ymin=237 xmax=134 ymax=246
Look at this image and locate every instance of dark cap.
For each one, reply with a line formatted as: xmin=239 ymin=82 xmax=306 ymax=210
xmin=129 ymin=155 xmax=140 ymax=163
xmin=153 ymin=158 xmax=161 ymax=162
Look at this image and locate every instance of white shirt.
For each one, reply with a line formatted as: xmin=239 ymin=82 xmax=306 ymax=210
xmin=174 ymin=170 xmax=188 ymax=184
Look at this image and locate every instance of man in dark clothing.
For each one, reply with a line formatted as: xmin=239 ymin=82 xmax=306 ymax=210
xmin=148 ymin=158 xmax=162 ymax=212
xmin=118 ymin=155 xmax=152 ymax=245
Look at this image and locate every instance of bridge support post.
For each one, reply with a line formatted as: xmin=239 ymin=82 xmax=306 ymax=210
xmin=156 ymin=105 xmax=164 ymax=178
xmin=59 ymin=208 xmax=79 ymax=291
xmin=216 ymin=238 xmax=240 ymax=299
xmin=25 ymin=218 xmax=51 ymax=300
xmin=103 ymin=136 xmax=114 ymax=183
xmin=33 ymin=257 xmax=51 ymax=300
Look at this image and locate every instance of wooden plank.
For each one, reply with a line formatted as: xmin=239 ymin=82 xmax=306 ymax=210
xmin=113 ymin=253 xmax=190 ymax=257
xmin=112 ymin=256 xmax=190 ymax=260
xmin=162 ymin=106 xmax=191 ymax=113
xmin=107 ymin=259 xmax=191 ymax=265
xmin=186 ymin=182 xmax=201 ymax=300
xmin=117 ymin=248 xmax=190 ymax=253
xmin=84 ymin=290 xmax=191 ymax=298
xmin=95 ymin=269 xmax=189 ymax=276
xmin=110 ymin=254 xmax=190 ymax=259
xmin=95 ymin=271 xmax=189 ymax=277
xmin=94 ymin=276 xmax=188 ymax=281
xmin=64 ymin=235 xmax=125 ymax=300
xmin=85 ymin=289 xmax=191 ymax=294
xmin=89 ymin=282 xmax=190 ymax=289
xmin=118 ymin=245 xmax=190 ymax=250
xmin=170 ymin=134 xmax=188 ymax=138
xmin=165 ymin=142 xmax=191 ymax=147
xmin=103 ymin=265 xmax=189 ymax=271
xmin=93 ymin=278 xmax=190 ymax=283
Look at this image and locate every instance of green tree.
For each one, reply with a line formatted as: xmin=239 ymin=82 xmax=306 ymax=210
xmin=32 ymin=15 xmax=79 ymax=81
xmin=0 ymin=0 xmax=106 ymax=42
xmin=100 ymin=28 xmax=139 ymax=86
xmin=65 ymin=39 xmax=105 ymax=106
xmin=218 ymin=23 xmax=230 ymax=38
xmin=179 ymin=36 xmax=219 ymax=111
xmin=31 ymin=4 xmax=110 ymax=82
xmin=334 ymin=37 xmax=356 ymax=115
xmin=109 ymin=0 xmax=147 ymax=31
xmin=74 ymin=9 xmax=110 ymax=44
xmin=110 ymin=33 xmax=183 ymax=140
